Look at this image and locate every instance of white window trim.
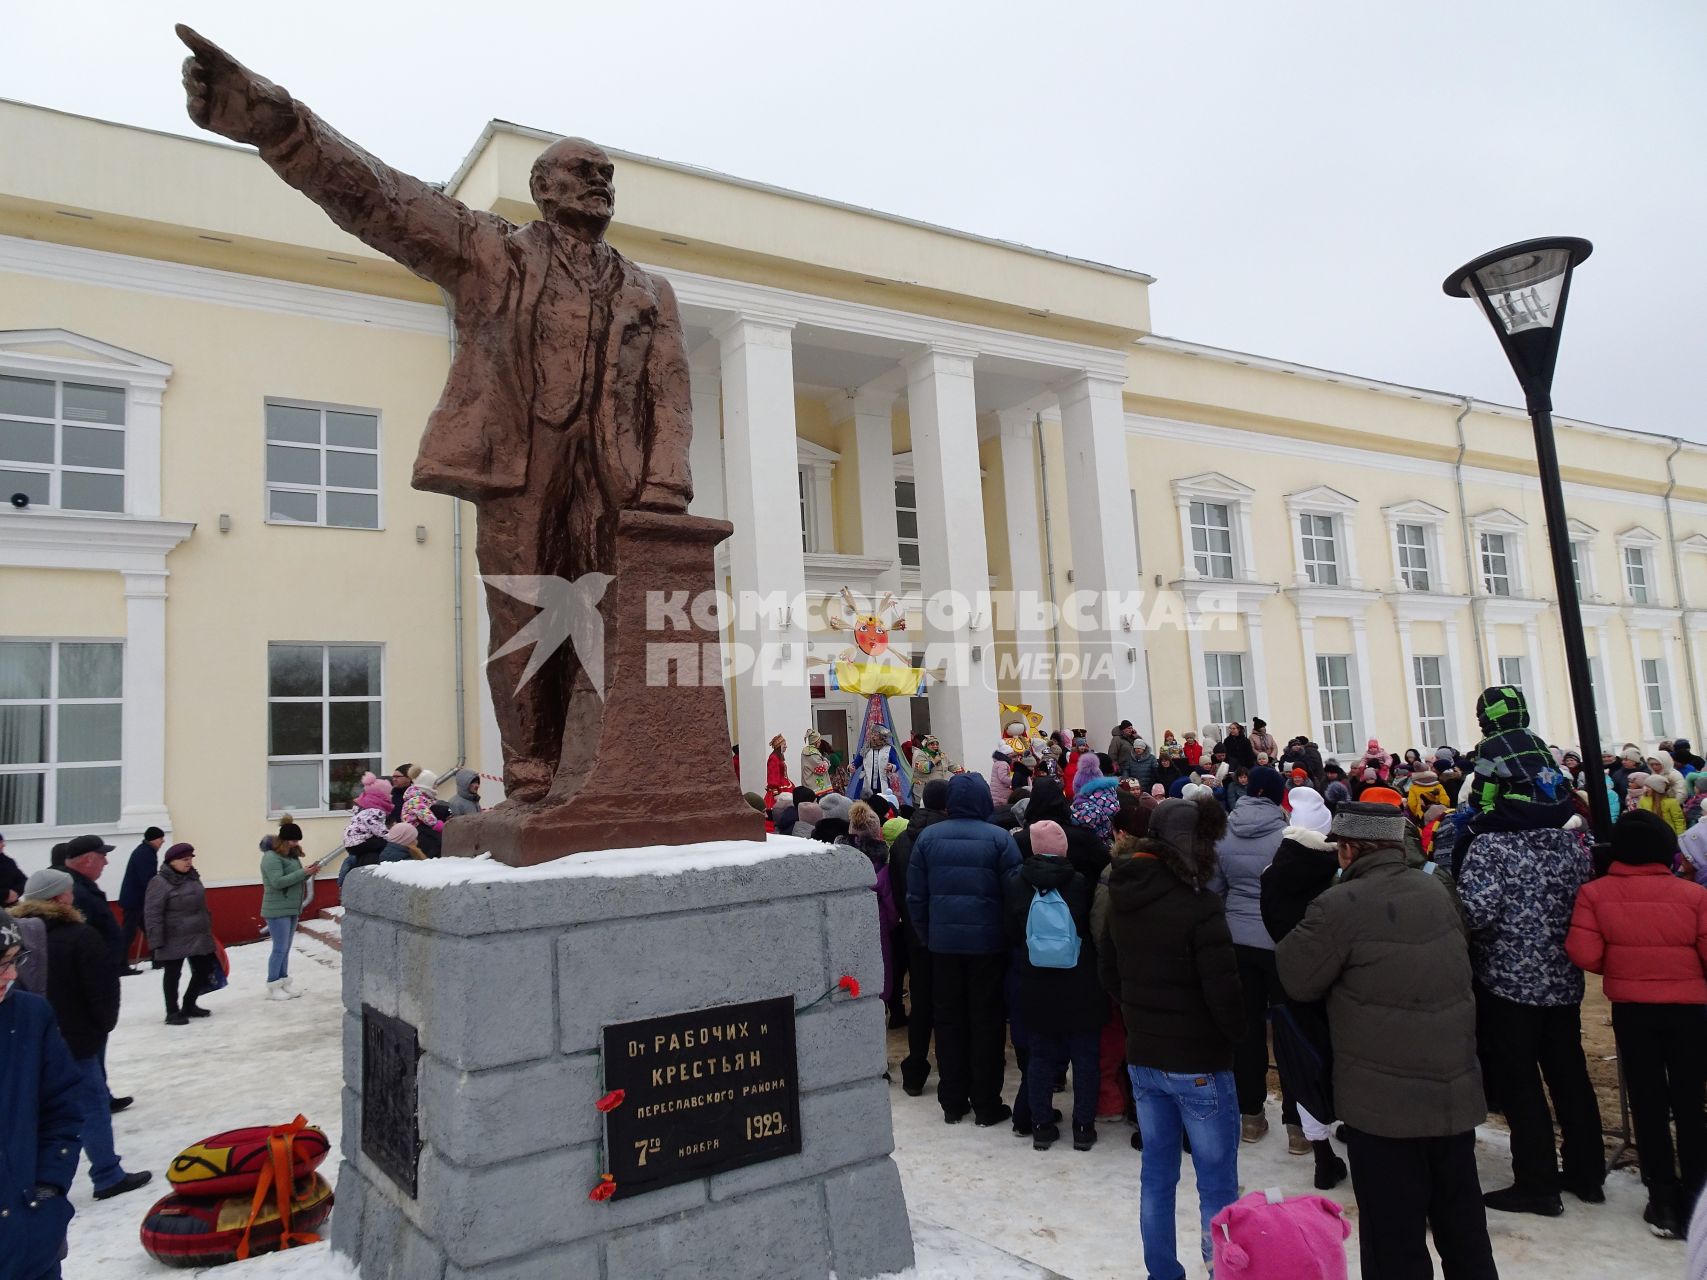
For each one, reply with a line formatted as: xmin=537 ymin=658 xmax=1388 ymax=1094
xmin=263 ymin=397 xmax=385 ymax=531
xmin=797 ymin=438 xmax=838 ymax=556
xmin=265 ymin=642 xmax=387 ymax=819
xmin=0 ymin=329 xmax=170 ymax=518
xmin=1285 ymin=485 xmax=1361 ymax=589
xmin=1172 ymin=473 xmax=1257 ymax=583
xmin=1471 ymin=509 xmax=1528 ymax=598
xmin=1412 ymin=653 xmax=1451 ymax=749
xmin=0 ymin=637 xmax=125 ymax=832
xmin=1567 ymin=519 xmax=1599 ymax=603
xmin=1314 ymin=651 xmax=1359 ymax=757
xmin=1381 ymin=500 xmax=1449 ymax=595
xmin=1187 ymin=498 xmax=1237 ymax=581
xmin=1617 ymin=526 xmax=1663 ymax=608
xmin=1201 ymin=651 xmax=1249 ymax=728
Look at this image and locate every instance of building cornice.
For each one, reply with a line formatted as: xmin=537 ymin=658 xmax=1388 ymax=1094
xmin=1284 ymin=585 xmax=1381 ymax=620
xmin=1386 ymin=591 xmax=1470 ymax=623
xmin=0 ymin=510 xmax=195 ymax=572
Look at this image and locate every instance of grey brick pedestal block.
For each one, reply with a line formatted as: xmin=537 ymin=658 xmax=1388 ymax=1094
xmin=332 ymin=841 xmax=914 ymax=1280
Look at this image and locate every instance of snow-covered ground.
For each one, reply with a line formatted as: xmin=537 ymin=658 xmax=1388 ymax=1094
xmin=69 ymin=932 xmax=1679 ymax=1279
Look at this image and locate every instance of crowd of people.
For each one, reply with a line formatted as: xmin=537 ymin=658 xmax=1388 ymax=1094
xmin=0 ymin=760 xmax=484 ymax=1274
xmin=753 ymin=688 xmax=1707 ymax=1279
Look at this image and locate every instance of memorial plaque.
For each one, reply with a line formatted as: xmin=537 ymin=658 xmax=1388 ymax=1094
xmin=602 ymin=995 xmax=801 ymax=1199
xmin=361 ymin=1004 xmax=422 ymax=1198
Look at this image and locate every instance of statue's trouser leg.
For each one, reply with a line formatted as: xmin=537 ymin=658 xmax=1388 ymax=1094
xmin=479 ymin=567 xmax=568 ymax=802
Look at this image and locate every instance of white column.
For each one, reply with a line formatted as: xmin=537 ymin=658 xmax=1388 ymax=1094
xmin=1597 ymin=625 xmax=1625 ymax=747
xmin=1350 ymin=615 xmax=1378 ymax=752
xmin=990 ymin=408 xmax=1052 ymax=723
xmin=1246 ymin=609 xmax=1273 ymax=732
xmin=1185 ymin=612 xmax=1209 ymax=733
xmin=119 ymin=570 xmax=171 ymax=832
xmin=1298 ymin=616 xmax=1323 ymax=748
xmin=1397 ymin=619 xmax=1424 ymax=754
xmin=1628 ymin=626 xmax=1650 ymax=742
xmin=1056 ymin=372 xmax=1151 ymax=738
xmin=1444 ymin=618 xmax=1472 ymax=746
xmin=686 ymin=348 xmax=726 ymax=520
xmin=1687 ymin=618 xmax=1707 ymax=742
xmin=905 ymin=344 xmax=994 ymax=772
xmin=717 ymin=313 xmax=811 ymax=797
xmin=1665 ymin=627 xmax=1688 ymax=740
xmin=1522 ymin=620 xmax=1551 ymax=741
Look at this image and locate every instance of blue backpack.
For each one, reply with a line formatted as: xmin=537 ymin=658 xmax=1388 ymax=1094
xmin=1025 ymin=888 xmax=1081 ymax=969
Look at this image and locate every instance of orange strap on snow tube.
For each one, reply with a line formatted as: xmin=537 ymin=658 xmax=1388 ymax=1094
xmin=235 ymin=1116 xmax=322 ymax=1260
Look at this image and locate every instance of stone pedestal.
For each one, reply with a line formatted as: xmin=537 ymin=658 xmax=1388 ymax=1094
xmin=330 ymin=839 xmax=914 ymax=1280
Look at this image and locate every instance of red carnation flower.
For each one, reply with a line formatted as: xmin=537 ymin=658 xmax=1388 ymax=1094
xmin=837 ymin=975 xmax=861 ymax=999
xmin=588 ymin=1174 xmax=617 ymax=1202
xmin=595 ymin=1089 xmax=626 ymax=1113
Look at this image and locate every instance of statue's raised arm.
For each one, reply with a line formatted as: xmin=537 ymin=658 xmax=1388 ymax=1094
xmin=177 ymin=24 xmax=499 ymax=296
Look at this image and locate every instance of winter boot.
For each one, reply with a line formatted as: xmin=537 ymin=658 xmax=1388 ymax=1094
xmin=1644 ymin=1191 xmax=1683 ymax=1239
xmin=1032 ymin=1122 xmax=1060 ymax=1151
xmin=267 ymin=979 xmax=295 ymax=1002
xmin=1312 ymin=1140 xmax=1348 ymax=1190
xmin=1286 ymin=1123 xmax=1311 ymax=1155
xmin=281 ymin=973 xmax=303 ymax=996
xmin=1240 ymin=1113 xmax=1269 ymax=1144
xmin=1073 ymin=1124 xmax=1098 ymax=1152
xmin=1482 ymin=1185 xmax=1563 ymax=1217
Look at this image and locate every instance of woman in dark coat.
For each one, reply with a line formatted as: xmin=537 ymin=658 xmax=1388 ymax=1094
xmin=1016 ymin=778 xmax=1110 ymax=887
xmin=1004 ymin=819 xmax=1105 ymax=1151
xmin=142 ymin=844 xmax=218 ymax=1026
xmin=1221 ymin=722 xmax=1258 ymax=771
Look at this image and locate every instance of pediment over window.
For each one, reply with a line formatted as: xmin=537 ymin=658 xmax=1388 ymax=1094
xmin=1382 ymin=499 xmax=1449 ymax=524
xmin=1172 ymin=472 xmax=1255 ymax=502
xmin=0 ymin=329 xmax=172 ymax=385
xmin=1284 ymin=484 xmax=1357 ymax=512
xmin=1471 ymin=507 xmax=1526 ymax=531
xmin=1617 ymin=525 xmax=1661 ymax=547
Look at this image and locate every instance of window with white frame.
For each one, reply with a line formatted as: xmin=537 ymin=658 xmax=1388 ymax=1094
xmin=1588 ymin=655 xmax=1612 ymax=737
xmin=1480 ymin=533 xmax=1513 ymax=596
xmin=1190 ymin=501 xmax=1235 ymax=579
xmin=0 ymin=374 xmax=126 ymax=513
xmin=894 ymin=479 xmax=919 ymax=570
xmin=1300 ymin=513 xmax=1340 ymax=586
xmin=1642 ymin=657 xmax=1669 ymax=738
xmin=1413 ymin=655 xmax=1449 ymax=748
xmin=1395 ymin=523 xmax=1431 ymax=592
xmin=1203 ymin=652 xmax=1248 ymax=726
xmin=1498 ymin=656 xmax=1524 ymax=692
xmin=267 ymin=643 xmax=383 ymax=813
xmin=265 ymin=401 xmax=381 ymax=528
xmin=1624 ymin=545 xmax=1652 ymax=605
xmin=0 ymin=641 xmax=123 ymax=827
xmin=1569 ymin=541 xmax=1585 ymax=599
xmin=1316 ymin=655 xmax=1356 ymax=755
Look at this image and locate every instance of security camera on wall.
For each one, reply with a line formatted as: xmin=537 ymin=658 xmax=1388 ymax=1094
xmin=9 ymin=492 xmax=30 ymax=509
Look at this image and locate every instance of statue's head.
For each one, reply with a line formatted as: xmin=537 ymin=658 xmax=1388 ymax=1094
xmin=530 ymin=137 xmax=614 ymax=239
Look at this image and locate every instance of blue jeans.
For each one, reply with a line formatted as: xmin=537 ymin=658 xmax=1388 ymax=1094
xmin=1128 ymin=1065 xmax=1240 ymax=1280
xmin=264 ymin=916 xmax=296 ymax=982
xmin=71 ymin=1055 xmax=122 ymax=1191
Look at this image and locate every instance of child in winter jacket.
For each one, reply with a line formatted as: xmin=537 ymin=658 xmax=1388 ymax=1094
xmin=1639 ymin=774 xmax=1687 ymax=836
xmin=1182 ymin=731 xmax=1203 ymax=768
xmin=1566 ymin=810 xmax=1707 ymax=1238
xmin=1405 ymin=771 xmax=1451 ymax=823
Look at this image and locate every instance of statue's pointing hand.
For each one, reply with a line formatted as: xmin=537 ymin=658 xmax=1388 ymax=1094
xmin=176 ymin=24 xmax=294 ymax=148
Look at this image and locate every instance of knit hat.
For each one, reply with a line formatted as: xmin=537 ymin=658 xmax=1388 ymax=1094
xmin=163 ymin=842 xmax=196 ymax=863
xmin=1331 ymin=801 xmax=1406 ymax=845
xmin=1029 ymin=820 xmax=1068 ymax=857
xmin=0 ymin=917 xmax=20 ymax=956
xmin=1252 ymin=717 xmax=1267 ymax=730
xmin=1612 ymin=809 xmax=1679 ymax=866
xmin=1644 ymin=773 xmax=1670 ymax=794
xmin=1245 ymin=765 xmax=1285 ymax=806
xmin=1357 ymin=785 xmax=1405 ymax=808
xmin=1623 ymin=746 xmax=1644 ymax=765
xmin=796 ymin=802 xmax=824 ymax=828
xmin=143 ymin=825 xmax=165 ymax=841
xmin=882 ymin=817 xmax=908 ymax=845
xmin=21 ymin=867 xmax=73 ymax=901
xmin=743 ymin=792 xmax=766 ymax=812
xmin=387 ymin=823 xmax=418 ymax=845
xmin=1410 ymin=770 xmax=1438 ymax=786
xmin=921 ymin=779 xmax=950 ymax=812
xmin=819 ymin=792 xmax=853 ymax=820
xmin=1150 ymin=783 xmax=1165 ymax=798
xmin=277 ymin=821 xmax=304 ymax=842
xmin=1211 ymin=1189 xmax=1350 ymax=1280
xmin=356 ymin=787 xmax=392 ymax=812
xmin=1435 ymin=746 xmax=1455 ymax=763
xmin=1286 ymin=787 xmax=1333 ymax=836
xmin=1290 ymin=767 xmax=1308 ymax=782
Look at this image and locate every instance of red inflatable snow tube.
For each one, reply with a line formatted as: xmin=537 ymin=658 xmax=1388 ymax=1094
xmin=167 ymin=1122 xmax=330 ymax=1198
xmin=140 ymin=1173 xmax=334 ymax=1269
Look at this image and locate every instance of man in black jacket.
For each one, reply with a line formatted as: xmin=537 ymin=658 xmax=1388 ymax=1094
xmin=11 ymin=869 xmax=151 ymax=1201
xmin=889 ymin=778 xmax=949 ymax=1096
xmin=0 ymin=830 xmax=26 ymax=905
xmin=117 ymin=827 xmax=165 ymax=968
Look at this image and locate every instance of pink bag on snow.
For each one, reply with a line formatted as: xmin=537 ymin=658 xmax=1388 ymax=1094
xmin=1210 ymin=1188 xmax=1350 ymax=1279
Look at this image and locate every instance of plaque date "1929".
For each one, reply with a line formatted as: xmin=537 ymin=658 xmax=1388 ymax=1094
xmin=745 ymin=1111 xmax=787 ymax=1141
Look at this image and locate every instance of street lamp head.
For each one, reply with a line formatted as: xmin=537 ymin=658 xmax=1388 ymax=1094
xmin=1443 ymin=236 xmax=1593 ymax=409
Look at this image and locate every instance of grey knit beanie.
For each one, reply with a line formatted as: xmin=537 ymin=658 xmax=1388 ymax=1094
xmin=1331 ymin=800 xmax=1407 ymax=845
xmin=22 ymin=868 xmax=73 ymax=902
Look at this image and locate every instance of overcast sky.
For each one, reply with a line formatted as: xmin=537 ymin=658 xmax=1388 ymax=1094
xmin=7 ymin=2 xmax=1703 ymax=438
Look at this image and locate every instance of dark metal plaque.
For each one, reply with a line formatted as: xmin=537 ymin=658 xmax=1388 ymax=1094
xmin=602 ymin=995 xmax=801 ymax=1199
xmin=361 ymin=1004 xmax=421 ymax=1197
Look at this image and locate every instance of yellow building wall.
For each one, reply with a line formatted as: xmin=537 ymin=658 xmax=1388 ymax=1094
xmin=0 ymin=568 xmax=127 ymax=637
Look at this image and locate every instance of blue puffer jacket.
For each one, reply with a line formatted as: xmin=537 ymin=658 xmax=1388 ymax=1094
xmin=907 ymin=773 xmax=1022 ymax=955
xmin=1210 ymin=796 xmax=1289 ymax=949
xmin=0 ymin=991 xmax=83 ymax=1276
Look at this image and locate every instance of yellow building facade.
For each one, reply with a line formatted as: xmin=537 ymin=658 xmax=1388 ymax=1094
xmin=2 ymin=100 xmax=1702 ymax=907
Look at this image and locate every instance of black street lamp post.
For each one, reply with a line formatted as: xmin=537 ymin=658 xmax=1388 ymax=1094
xmin=1443 ymin=237 xmax=1613 ymax=842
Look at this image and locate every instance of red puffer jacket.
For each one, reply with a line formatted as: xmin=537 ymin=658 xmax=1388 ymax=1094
xmin=1565 ymin=863 xmax=1707 ymax=1004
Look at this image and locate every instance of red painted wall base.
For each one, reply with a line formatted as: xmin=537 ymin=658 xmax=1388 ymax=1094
xmin=113 ymin=878 xmax=343 ymax=950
